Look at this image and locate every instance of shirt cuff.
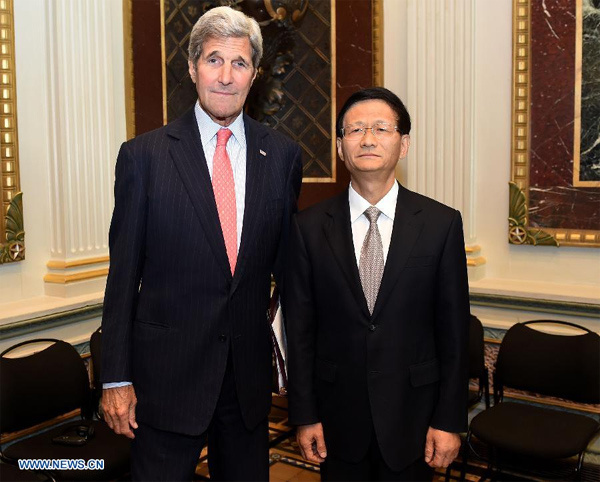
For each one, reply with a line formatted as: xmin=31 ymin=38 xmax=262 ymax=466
xmin=103 ymin=381 xmax=132 ymax=389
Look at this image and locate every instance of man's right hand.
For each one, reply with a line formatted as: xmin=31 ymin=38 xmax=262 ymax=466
xmin=297 ymin=422 xmax=327 ymax=463
xmin=101 ymin=385 xmax=138 ymax=439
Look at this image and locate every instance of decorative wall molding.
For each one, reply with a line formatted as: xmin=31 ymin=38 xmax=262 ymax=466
xmin=470 ymin=293 xmax=600 ymax=319
xmin=44 ymin=268 xmax=109 ymax=285
xmin=43 ymin=0 xmax=122 ymax=294
xmin=467 ymin=257 xmax=486 ymax=268
xmin=465 ymin=244 xmax=486 ymax=268
xmin=465 ymin=245 xmax=480 ymax=254
xmin=0 ymin=303 xmax=103 ymax=341
xmin=4 ymin=293 xmax=595 ymax=344
xmin=46 ymin=255 xmax=109 ymax=270
xmin=405 ymin=0 xmax=476 ymax=242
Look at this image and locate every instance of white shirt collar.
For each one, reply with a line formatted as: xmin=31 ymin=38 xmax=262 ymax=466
xmin=194 ymin=101 xmax=245 ymax=145
xmin=349 ymin=181 xmax=399 ymax=223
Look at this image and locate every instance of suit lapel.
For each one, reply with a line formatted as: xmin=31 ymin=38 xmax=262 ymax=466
xmin=323 ymin=191 xmax=370 ymax=319
xmin=167 ymin=109 xmax=232 ymax=282
xmin=371 ymin=183 xmax=423 ymax=322
xmin=230 ymin=115 xmax=268 ymax=294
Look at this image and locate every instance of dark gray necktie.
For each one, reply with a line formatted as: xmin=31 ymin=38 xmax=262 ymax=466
xmin=359 ymin=206 xmax=384 ymax=314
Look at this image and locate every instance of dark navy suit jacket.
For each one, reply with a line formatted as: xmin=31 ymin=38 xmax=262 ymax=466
xmin=101 ymin=108 xmax=302 ymax=435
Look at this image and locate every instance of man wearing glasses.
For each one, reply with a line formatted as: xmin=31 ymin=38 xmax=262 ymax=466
xmin=286 ymin=87 xmax=469 ymax=480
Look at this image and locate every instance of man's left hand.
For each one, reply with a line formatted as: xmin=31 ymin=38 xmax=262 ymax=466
xmin=424 ymin=427 xmax=461 ymax=468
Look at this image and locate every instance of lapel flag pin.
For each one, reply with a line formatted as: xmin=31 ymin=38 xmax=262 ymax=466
xmin=259 ymin=149 xmax=267 ymax=156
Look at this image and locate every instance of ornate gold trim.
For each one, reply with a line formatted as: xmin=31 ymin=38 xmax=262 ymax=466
xmin=1 ymin=190 xmax=23 ymax=262
xmin=330 ymin=0 xmax=337 ymax=183
xmin=46 ymin=255 xmax=109 ymax=269
xmin=508 ymin=182 xmax=559 ymax=246
xmin=44 ymin=268 xmax=109 ymax=285
xmin=536 ymin=227 xmax=600 ymax=246
xmin=159 ymin=0 xmax=167 ymax=126
xmin=123 ymin=0 xmax=135 ymax=140
xmin=0 ymin=0 xmax=22 ymax=264
xmin=289 ymin=0 xmax=337 ymax=184
xmin=372 ymin=0 xmax=384 ymax=86
xmin=510 ymin=0 xmax=530 ymax=194
xmin=573 ymin=0 xmax=599 ymax=187
xmin=509 ymin=0 xmax=598 ymax=247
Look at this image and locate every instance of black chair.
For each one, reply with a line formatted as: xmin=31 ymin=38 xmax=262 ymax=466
xmin=0 ymin=339 xmax=130 ymax=481
xmin=0 ymin=461 xmax=50 ymax=481
xmin=467 ymin=314 xmax=490 ymax=410
xmin=466 ymin=320 xmax=600 ymax=480
xmin=89 ymin=328 xmax=102 ymax=418
xmin=445 ymin=314 xmax=490 ymax=481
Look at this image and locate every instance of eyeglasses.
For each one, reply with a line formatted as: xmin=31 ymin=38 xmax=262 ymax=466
xmin=341 ymin=122 xmax=399 ymax=140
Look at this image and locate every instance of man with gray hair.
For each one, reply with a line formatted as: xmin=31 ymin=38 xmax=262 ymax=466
xmin=100 ymin=6 xmax=302 ymax=480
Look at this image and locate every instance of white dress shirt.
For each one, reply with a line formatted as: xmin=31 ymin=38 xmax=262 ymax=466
xmin=348 ymin=181 xmax=398 ymax=266
xmin=104 ymin=104 xmax=248 ymax=389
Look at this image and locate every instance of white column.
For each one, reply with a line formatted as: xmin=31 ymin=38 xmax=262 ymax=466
xmin=44 ymin=0 xmax=126 ymax=296
xmin=405 ymin=0 xmax=476 ymax=243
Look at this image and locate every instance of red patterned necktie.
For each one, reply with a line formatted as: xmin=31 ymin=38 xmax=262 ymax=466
xmin=213 ymin=128 xmax=237 ymax=274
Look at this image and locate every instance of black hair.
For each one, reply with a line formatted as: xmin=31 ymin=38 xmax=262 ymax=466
xmin=336 ymin=87 xmax=411 ymax=138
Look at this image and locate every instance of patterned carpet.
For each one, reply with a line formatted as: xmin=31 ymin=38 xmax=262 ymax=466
xmin=193 ymin=396 xmax=600 ymax=481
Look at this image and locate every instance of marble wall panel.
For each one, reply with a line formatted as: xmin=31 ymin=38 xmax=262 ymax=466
xmin=528 ymin=0 xmax=599 ymax=231
xmin=578 ymin=0 xmax=600 ymax=183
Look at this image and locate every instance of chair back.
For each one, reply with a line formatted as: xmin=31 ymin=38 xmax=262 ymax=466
xmin=90 ymin=327 xmax=102 ymax=388
xmin=89 ymin=327 xmax=102 ymax=412
xmin=0 ymin=339 xmax=90 ymax=433
xmin=495 ymin=321 xmax=600 ymax=404
xmin=468 ymin=314 xmax=485 ymax=379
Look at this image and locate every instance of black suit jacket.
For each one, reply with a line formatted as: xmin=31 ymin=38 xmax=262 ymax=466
xmin=101 ymin=108 xmax=302 ymax=435
xmin=286 ymin=183 xmax=469 ymax=472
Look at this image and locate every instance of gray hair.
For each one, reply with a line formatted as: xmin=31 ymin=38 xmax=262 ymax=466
xmin=188 ymin=6 xmax=263 ymax=71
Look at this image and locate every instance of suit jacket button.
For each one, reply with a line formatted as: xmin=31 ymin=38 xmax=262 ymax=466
xmin=369 ymin=324 xmax=376 ymax=332
xmin=219 ymin=334 xmax=227 ymax=342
